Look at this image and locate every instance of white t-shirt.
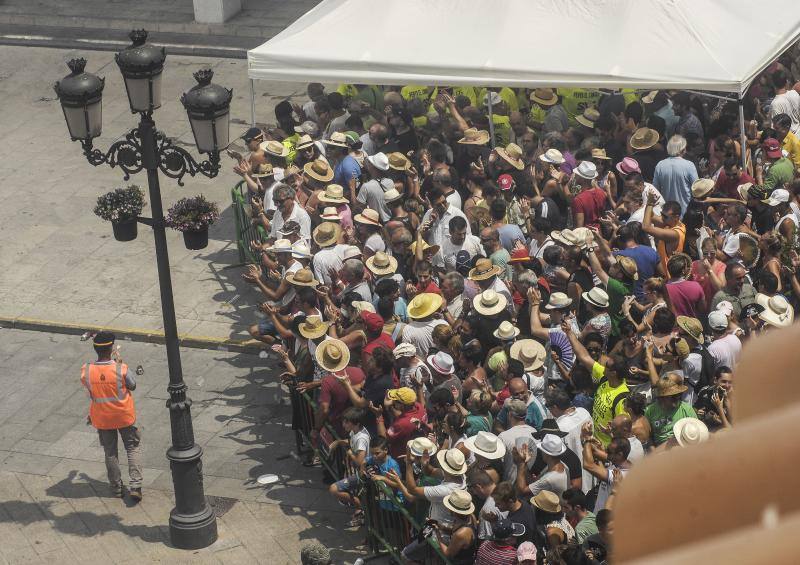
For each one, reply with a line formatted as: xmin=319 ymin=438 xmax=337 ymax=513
xmin=420 ymin=205 xmax=472 ymax=248
xmin=280 ymin=261 xmax=302 ymax=308
xmin=627 ymin=437 xmax=645 ymax=463
xmin=499 ymin=424 xmax=537 ymax=482
xmin=770 ymin=90 xmax=800 ymax=135
xmin=435 ymin=234 xmax=484 ymax=271
xmin=313 ymin=245 xmax=346 ymax=287
xmin=528 ymin=467 xmax=569 ymax=499
xmin=423 ymin=479 xmax=466 ymax=522
xmin=356 ymin=178 xmax=393 ymax=222
xmin=594 ymin=465 xmax=629 ymax=513
xmin=557 ymin=407 xmax=593 ymax=493
xmin=349 ymin=428 xmax=371 ymax=456
xmin=708 ymin=333 xmax=742 ymax=370
xmin=529 ymin=236 xmax=555 ymax=260
xmin=444 ymin=189 xmax=463 ymax=211
xmin=401 ymin=319 xmax=449 ymax=358
xmin=364 ymin=232 xmax=386 ymax=255
xmin=269 ymin=202 xmax=312 ymax=244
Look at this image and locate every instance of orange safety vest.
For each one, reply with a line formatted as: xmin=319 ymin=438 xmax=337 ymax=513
xmin=81 ymin=361 xmax=136 ymax=430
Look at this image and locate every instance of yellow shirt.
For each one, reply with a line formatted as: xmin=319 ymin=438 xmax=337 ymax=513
xmin=557 ymin=88 xmax=602 ymax=125
xmin=336 ymin=84 xmax=358 ymax=100
xmin=498 ymin=87 xmax=519 ymax=113
xmin=529 ymin=104 xmax=547 ymax=125
xmin=782 ymin=131 xmax=800 ymax=170
xmin=452 ymin=86 xmax=477 ymax=107
xmin=491 ymin=114 xmax=512 ymax=147
xmin=590 ymin=362 xmax=629 ymax=447
xmin=401 ymin=85 xmax=433 ymax=102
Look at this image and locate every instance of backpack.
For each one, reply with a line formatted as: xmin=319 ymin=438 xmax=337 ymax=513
xmin=691 ymin=344 xmax=716 ymax=392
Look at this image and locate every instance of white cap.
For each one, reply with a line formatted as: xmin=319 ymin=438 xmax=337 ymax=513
xmin=766 ymin=188 xmax=790 ymax=206
xmin=484 ymin=91 xmax=502 ymax=106
xmin=708 ymin=310 xmax=728 ymax=331
xmin=393 ymin=343 xmax=417 ymax=359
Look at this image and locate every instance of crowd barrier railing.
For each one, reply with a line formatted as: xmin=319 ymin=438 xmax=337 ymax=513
xmin=231 ymin=180 xmax=264 ymax=265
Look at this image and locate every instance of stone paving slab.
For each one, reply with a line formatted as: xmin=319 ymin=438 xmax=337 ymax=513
xmin=0 ymin=329 xmax=372 ymax=564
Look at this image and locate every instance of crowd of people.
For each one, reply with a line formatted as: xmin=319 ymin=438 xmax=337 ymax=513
xmin=235 ymin=51 xmax=800 ymax=565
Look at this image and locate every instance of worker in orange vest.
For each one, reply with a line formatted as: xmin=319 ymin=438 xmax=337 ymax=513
xmin=81 ymin=331 xmax=143 ymax=502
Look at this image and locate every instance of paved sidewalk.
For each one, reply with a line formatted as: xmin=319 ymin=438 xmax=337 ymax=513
xmin=0 ymin=329 xmax=368 ymax=564
xmin=0 ymin=45 xmax=309 ymax=342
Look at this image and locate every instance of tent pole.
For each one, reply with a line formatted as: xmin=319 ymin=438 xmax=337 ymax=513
xmin=487 ymin=93 xmax=496 ymax=149
xmin=738 ymin=94 xmax=747 ymax=172
xmin=249 ymin=79 xmax=256 ymax=127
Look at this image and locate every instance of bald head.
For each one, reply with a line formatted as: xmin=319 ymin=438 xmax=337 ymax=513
xmin=369 ymin=123 xmax=388 ymax=145
xmin=610 ymin=414 xmax=632 ymax=438
xmin=384 ymin=91 xmax=403 ymax=108
xmin=510 ymin=111 xmax=527 ymax=136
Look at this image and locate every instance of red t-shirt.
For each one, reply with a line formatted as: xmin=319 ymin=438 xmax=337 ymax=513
xmin=363 ymin=332 xmax=396 ymax=358
xmin=386 ymin=402 xmax=427 ymax=459
xmin=665 ymin=279 xmax=706 ymax=318
xmin=415 ymin=280 xmax=442 ymax=296
xmin=571 ymin=187 xmax=608 ymax=228
xmin=714 ymin=170 xmax=755 ymax=199
xmin=318 ymin=366 xmax=366 ymax=436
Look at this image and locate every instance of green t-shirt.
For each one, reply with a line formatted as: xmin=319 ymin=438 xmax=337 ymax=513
xmin=644 ymin=401 xmax=698 ymax=446
xmin=466 ymin=413 xmax=493 ymax=437
xmin=591 ymin=362 xmax=629 ymax=447
xmin=606 ymin=277 xmax=632 ymax=336
xmin=490 ymin=248 xmax=512 ymax=281
xmin=575 ymin=511 xmax=599 ymax=544
xmin=764 ymin=157 xmax=794 ymax=192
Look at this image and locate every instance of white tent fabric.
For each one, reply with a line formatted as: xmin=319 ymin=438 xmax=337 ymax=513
xmin=248 ymin=0 xmax=800 ymax=95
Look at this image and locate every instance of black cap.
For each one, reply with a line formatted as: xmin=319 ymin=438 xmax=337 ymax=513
xmin=93 ymin=331 xmax=116 ymax=347
xmin=492 ymin=518 xmax=525 ymax=540
xmin=242 ymin=127 xmax=264 ymax=143
xmin=532 ymin=418 xmax=568 ymax=440
xmin=278 ymin=220 xmax=301 ymax=235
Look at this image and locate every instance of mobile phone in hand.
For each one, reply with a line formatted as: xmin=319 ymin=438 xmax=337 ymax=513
xmin=227 ymin=149 xmax=243 ymax=161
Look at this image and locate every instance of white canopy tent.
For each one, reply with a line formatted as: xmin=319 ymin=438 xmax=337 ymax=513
xmin=246 ymin=0 xmax=800 ymax=162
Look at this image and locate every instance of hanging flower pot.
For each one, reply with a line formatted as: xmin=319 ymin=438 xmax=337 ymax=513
xmin=112 ymin=219 xmax=138 ymax=241
xmin=166 ymin=194 xmax=220 ymax=250
xmin=93 ymin=185 xmax=146 ymax=243
xmin=183 ymin=228 xmax=209 ymax=250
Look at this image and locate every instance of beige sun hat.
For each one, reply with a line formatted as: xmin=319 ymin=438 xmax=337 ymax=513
xmin=757 ymin=293 xmax=794 ymax=328
xmin=550 ymin=229 xmax=580 ymax=246
xmin=582 ymin=287 xmax=610 ymax=309
xmin=468 ymin=258 xmax=502 ymax=281
xmin=443 ymin=489 xmax=475 ymax=515
xmin=299 ymin=315 xmax=332 ymax=340
xmin=407 ymin=293 xmax=443 ymax=320
xmin=387 ymin=152 xmax=412 ymax=171
xmin=493 ymin=320 xmax=520 ymax=341
xmin=530 ymin=490 xmax=561 ymax=513
xmin=315 ymin=338 xmax=350 ymax=372
xmin=617 ymin=256 xmax=639 ymax=281
xmin=691 ymin=178 xmax=715 ymax=199
xmin=530 ymin=88 xmax=558 ymax=106
xmin=303 ymin=159 xmax=334 ymax=183
xmin=575 ymin=107 xmax=600 ymax=129
xmin=321 ymin=207 xmax=340 ymax=221
xmin=295 ymin=134 xmax=315 ymax=151
xmin=251 ymin=163 xmax=274 ymax=178
xmin=259 ymin=139 xmax=289 ymax=157
xmin=510 ymin=339 xmax=547 ymax=371
xmin=539 ymin=148 xmax=565 ymax=165
xmin=267 ymin=238 xmax=293 ymax=253
xmin=673 ymin=417 xmax=710 ymax=447
xmin=317 ymin=183 xmax=349 ymax=203
xmin=322 ymin=131 xmax=349 ymax=148
xmin=285 ymin=268 xmax=319 ymax=287
xmin=354 ymin=208 xmax=381 ymax=226
xmin=473 ymin=289 xmax=508 ymax=316
xmin=312 ymin=222 xmax=341 ymax=248
xmin=458 ymin=128 xmax=490 ymax=145
xmin=365 ymin=251 xmax=398 ymax=276
xmin=408 ymin=436 xmax=438 ymax=457
xmin=629 ymin=128 xmax=660 ymax=151
xmin=544 ymin=292 xmax=572 ymax=310
xmin=436 ymin=448 xmax=468 ymax=475
xmin=408 ymin=240 xmax=440 ymax=257
xmin=383 ymin=187 xmax=402 ymax=204
xmin=463 ymin=431 xmax=507 ymax=460
xmin=591 ymin=147 xmax=611 ymax=160
xmin=496 ymin=143 xmax=525 ymax=170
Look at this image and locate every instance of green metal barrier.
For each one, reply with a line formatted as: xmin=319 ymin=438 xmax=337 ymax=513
xmin=231 ymin=180 xmax=265 ymax=265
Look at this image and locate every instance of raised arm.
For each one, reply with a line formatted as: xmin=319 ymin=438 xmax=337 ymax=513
xmin=526 ymin=287 xmax=551 ymax=341
xmin=562 ymin=320 xmax=595 ymax=372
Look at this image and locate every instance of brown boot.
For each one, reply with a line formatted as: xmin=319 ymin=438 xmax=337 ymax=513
xmin=129 ymin=487 xmax=142 ymax=502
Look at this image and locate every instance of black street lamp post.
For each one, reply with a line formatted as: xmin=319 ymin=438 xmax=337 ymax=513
xmin=54 ymin=30 xmax=232 ymax=550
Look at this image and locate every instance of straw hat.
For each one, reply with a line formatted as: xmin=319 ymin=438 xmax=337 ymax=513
xmin=617 ymin=256 xmax=639 ymax=281
xmin=407 ymin=293 xmax=443 ymax=320
xmin=530 ymin=88 xmax=558 ymax=106
xmin=317 ymin=183 xmax=349 ymax=204
xmin=322 ymin=131 xmax=349 ymax=148
xmin=673 ymin=417 xmax=710 ymax=447
xmin=251 ymin=163 xmax=274 ymax=178
xmin=468 ymin=258 xmax=502 ymax=281
xmin=530 ymin=490 xmax=561 ymax=513
xmin=539 ymin=148 xmax=565 ymax=165
xmin=295 ymin=134 xmax=315 ymax=151
xmin=342 ymin=246 xmax=362 ymax=261
xmin=655 ymin=374 xmax=688 ymax=397
xmin=303 ymin=159 xmax=334 ymax=182
xmin=267 ymin=238 xmax=293 ymax=253
xmin=291 ymin=241 xmax=312 ymax=259
xmin=493 ymin=320 xmax=520 ymax=341
xmin=496 ymin=143 xmax=525 ymax=170
xmin=387 ymin=387 xmax=416 ymax=405
xmin=575 ymin=107 xmax=600 ymax=129
xmin=435 ymin=448 xmax=468 ymax=475
xmin=321 ymin=207 xmax=340 ymax=221
xmin=299 ymin=316 xmax=332 ymax=339
xmin=615 ymin=156 xmax=641 ymax=176
xmin=756 ymin=293 xmax=794 ymax=328
xmin=574 ymin=161 xmax=598 ymax=180
xmin=473 ymin=289 xmax=508 ymax=316
xmin=463 ymin=431 xmax=506 ymax=460
xmin=354 ymin=208 xmax=381 ymax=226
xmin=691 ymin=178 xmax=715 ymax=199
xmin=544 ymin=292 xmax=572 ymax=310
xmin=286 ymin=268 xmax=319 ymax=287
xmin=629 ymin=128 xmax=660 ymax=151
xmin=408 ymin=436 xmax=438 ymax=457
xmin=458 ymin=128 xmax=490 ymax=145
xmin=387 ymin=152 xmax=412 ymax=171
xmin=408 ymin=240 xmax=440 ymax=257
xmin=259 ymin=139 xmax=289 ymax=157
xmin=365 ymin=251 xmax=398 ymax=276
xmin=352 ymin=300 xmax=376 ymax=315
xmin=427 ymin=351 xmax=455 ymax=375
xmin=315 ymin=338 xmax=350 ymax=372
xmin=443 ymin=490 xmax=475 ymax=515
xmin=312 ymin=222 xmax=341 ymax=248
xmin=582 ymin=287 xmax=610 ymax=309
xmin=536 ymin=433 xmax=567 ymax=457
xmin=641 ymin=90 xmax=659 ymax=104
xmin=383 ymin=187 xmax=402 ymax=204
xmin=676 ymin=316 xmax=705 ymax=344
xmin=551 ymin=229 xmax=581 ymax=246
xmin=591 ymin=147 xmax=611 ymax=160
xmin=510 ymin=339 xmax=547 ymax=371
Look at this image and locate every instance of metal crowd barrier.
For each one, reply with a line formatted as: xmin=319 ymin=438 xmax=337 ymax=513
xmin=288 ymin=385 xmax=452 ymax=564
xmin=231 ymin=180 xmax=264 ymax=265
